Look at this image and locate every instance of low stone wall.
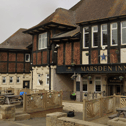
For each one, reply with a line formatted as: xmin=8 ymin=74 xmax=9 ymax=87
xmin=46 ymin=112 xmax=106 ymax=126
xmin=0 ymin=105 xmax=15 ymax=120
xmin=29 ymin=106 xmax=63 ymax=118
xmin=62 ymin=102 xmax=83 ymax=112
xmin=108 ymin=117 xmax=126 ymax=126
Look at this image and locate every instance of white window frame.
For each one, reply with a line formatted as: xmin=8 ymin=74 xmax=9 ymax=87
xmin=10 ymin=77 xmax=13 ymax=83
xmin=46 ymin=74 xmax=49 ymax=85
xmin=83 ymin=27 xmax=89 ymax=48
xmin=2 ymin=77 xmax=6 ymax=84
xmin=17 ymin=77 xmax=20 ymax=83
xmin=101 ymin=24 xmax=108 ymax=47
xmin=38 ymin=32 xmax=47 ymax=50
xmin=95 ymin=76 xmax=102 ymax=92
xmin=82 ymin=77 xmax=88 ymax=92
xmin=121 ymin=21 xmax=126 ymax=45
xmin=25 ymin=54 xmax=30 ymax=62
xmin=110 ymin=22 xmax=118 ymax=46
xmin=92 ymin=25 xmax=98 ymax=48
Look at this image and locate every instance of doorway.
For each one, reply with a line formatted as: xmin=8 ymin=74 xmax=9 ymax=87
xmin=107 ymin=76 xmax=123 ymax=95
xmin=23 ymin=81 xmax=30 ymax=88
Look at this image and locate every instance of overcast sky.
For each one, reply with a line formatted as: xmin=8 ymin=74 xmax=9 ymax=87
xmin=0 ymin=0 xmax=80 ymax=43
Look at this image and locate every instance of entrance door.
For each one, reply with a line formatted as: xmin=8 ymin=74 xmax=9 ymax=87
xmin=23 ymin=81 xmax=30 ymax=88
xmin=115 ymin=85 xmax=121 ymax=95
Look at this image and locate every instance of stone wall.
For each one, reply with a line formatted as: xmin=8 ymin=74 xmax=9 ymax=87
xmin=0 ymin=105 xmax=15 ymax=120
xmin=46 ymin=112 xmax=106 ymax=126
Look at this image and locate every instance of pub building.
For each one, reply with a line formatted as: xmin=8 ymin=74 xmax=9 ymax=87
xmin=22 ymin=0 xmax=126 ymax=102
xmin=2 ymin=0 xmax=125 ymax=102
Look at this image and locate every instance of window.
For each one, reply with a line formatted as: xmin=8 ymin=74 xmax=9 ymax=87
xmin=110 ymin=23 xmax=118 ymax=46
xmin=10 ymin=77 xmax=13 ymax=83
xmin=121 ymin=21 xmax=126 ymax=45
xmin=83 ymin=81 xmax=87 ymax=92
xmin=101 ymin=24 xmax=107 ymax=46
xmin=83 ymin=27 xmax=89 ymax=48
xmin=38 ymin=32 xmax=47 ymax=50
xmin=46 ymin=74 xmax=49 ymax=84
xmin=2 ymin=77 xmax=6 ymax=83
xmin=95 ymin=77 xmax=101 ymax=92
xmin=92 ymin=26 xmax=98 ymax=47
xmin=25 ymin=54 xmax=30 ymax=62
xmin=17 ymin=77 xmax=20 ymax=83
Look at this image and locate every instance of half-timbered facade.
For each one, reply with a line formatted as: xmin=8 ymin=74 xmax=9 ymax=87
xmin=23 ymin=0 xmax=126 ymax=101
xmin=0 ymin=28 xmax=32 ymax=89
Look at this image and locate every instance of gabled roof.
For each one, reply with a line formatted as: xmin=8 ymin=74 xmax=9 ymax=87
xmin=24 ymin=8 xmax=76 ymax=34
xmin=0 ymin=28 xmax=32 ymax=50
xmin=51 ymin=26 xmax=80 ymax=40
xmin=75 ymin=0 xmax=126 ymax=24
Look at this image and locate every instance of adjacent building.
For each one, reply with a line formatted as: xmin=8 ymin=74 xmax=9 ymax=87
xmin=0 ymin=28 xmax=32 ymax=89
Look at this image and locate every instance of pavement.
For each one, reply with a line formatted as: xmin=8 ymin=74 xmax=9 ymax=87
xmin=0 ymin=117 xmax=46 ymax=126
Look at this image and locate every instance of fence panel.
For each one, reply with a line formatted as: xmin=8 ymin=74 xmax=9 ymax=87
xmin=24 ymin=93 xmax=46 ymax=113
xmin=85 ymin=99 xmax=101 ymax=121
xmin=120 ymin=96 xmax=126 ymax=108
xmin=101 ymin=96 xmax=114 ymax=116
xmin=46 ymin=91 xmax=62 ymax=109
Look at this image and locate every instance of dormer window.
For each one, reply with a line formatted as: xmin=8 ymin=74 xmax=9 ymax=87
xmin=83 ymin=27 xmax=89 ymax=48
xmin=110 ymin=23 xmax=118 ymax=46
xmin=38 ymin=32 xmax=47 ymax=50
xmin=92 ymin=26 xmax=98 ymax=47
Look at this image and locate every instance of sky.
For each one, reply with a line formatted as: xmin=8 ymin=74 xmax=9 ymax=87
xmin=0 ymin=0 xmax=80 ymax=43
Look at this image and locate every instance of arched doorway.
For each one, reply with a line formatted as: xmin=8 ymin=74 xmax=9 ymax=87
xmin=107 ymin=76 xmax=123 ymax=95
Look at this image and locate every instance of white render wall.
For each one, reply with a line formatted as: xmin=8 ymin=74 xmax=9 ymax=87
xmin=0 ymin=73 xmax=32 ymax=89
xmin=32 ymin=66 xmax=49 ymax=90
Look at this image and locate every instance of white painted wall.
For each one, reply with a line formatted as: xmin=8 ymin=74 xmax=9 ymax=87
xmin=82 ymin=51 xmax=89 ymax=64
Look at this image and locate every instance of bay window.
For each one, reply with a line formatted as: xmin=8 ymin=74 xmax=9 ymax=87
xmin=101 ymin=24 xmax=107 ymax=46
xmin=121 ymin=21 xmax=126 ymax=45
xmin=110 ymin=23 xmax=118 ymax=46
xmin=92 ymin=26 xmax=98 ymax=47
xmin=83 ymin=27 xmax=89 ymax=48
xmin=38 ymin=32 xmax=47 ymax=50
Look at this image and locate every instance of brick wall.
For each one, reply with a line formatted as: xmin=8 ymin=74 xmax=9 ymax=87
xmin=0 ymin=63 xmax=7 ymax=72
xmin=43 ymin=51 xmax=47 ymax=64
xmin=0 ymin=52 xmax=7 ymax=61
xmin=57 ymin=44 xmax=63 ymax=66
xmin=91 ymin=50 xmax=98 ymax=64
xmin=37 ymin=52 xmax=41 ymax=65
xmin=25 ymin=63 xmax=30 ymax=72
xmin=33 ymin=53 xmax=36 ymax=65
xmin=110 ymin=49 xmax=118 ymax=63
xmin=73 ymin=42 xmax=80 ymax=65
xmin=8 ymin=63 xmax=16 ymax=72
xmin=33 ymin=35 xmax=37 ymax=51
xmin=65 ymin=43 xmax=71 ymax=65
xmin=50 ymin=50 xmax=52 ymax=64
xmin=17 ymin=53 xmax=24 ymax=62
xmin=17 ymin=63 xmax=24 ymax=72
xmin=9 ymin=53 xmax=16 ymax=61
